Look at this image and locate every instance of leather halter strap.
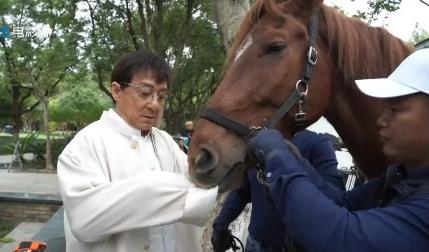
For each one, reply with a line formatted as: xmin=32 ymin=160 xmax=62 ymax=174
xmin=199 ymin=8 xmax=320 ymax=137
xmin=198 ymin=108 xmax=252 ymax=137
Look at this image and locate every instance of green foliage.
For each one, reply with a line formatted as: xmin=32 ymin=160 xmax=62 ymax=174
xmin=0 ymin=82 xmax=12 ymax=123
xmin=77 ymin=0 xmax=226 ymax=132
xmin=0 ymin=132 xmax=42 ymax=157
xmin=30 ymin=138 xmax=46 ymax=160
xmin=0 ymin=237 xmax=15 ymax=244
xmin=0 ymin=0 xmax=82 ymax=137
xmin=5 ymin=0 xmax=412 ymax=136
xmin=0 ymin=135 xmax=15 ymax=154
xmin=0 ymin=220 xmax=16 ymax=243
xmin=0 ymin=132 xmax=68 ymax=168
xmin=354 ymin=0 xmax=401 ymax=23
xmin=50 ymin=82 xmax=112 ymax=128
xmin=411 ymin=25 xmax=429 ymax=44
xmin=163 ymin=2 xmax=225 ymax=132
xmin=51 ymin=137 xmax=69 ymax=167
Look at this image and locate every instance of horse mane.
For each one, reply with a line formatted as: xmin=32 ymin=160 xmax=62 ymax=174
xmin=228 ymin=0 xmax=413 ymax=85
xmin=321 ymin=5 xmax=413 ymax=84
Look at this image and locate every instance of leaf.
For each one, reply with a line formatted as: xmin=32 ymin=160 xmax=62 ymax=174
xmin=0 ymin=237 xmax=15 ymax=243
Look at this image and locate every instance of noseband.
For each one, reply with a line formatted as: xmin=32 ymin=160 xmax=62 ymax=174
xmin=199 ymin=8 xmax=320 ymax=138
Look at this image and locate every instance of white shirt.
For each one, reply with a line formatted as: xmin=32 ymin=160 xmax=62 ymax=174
xmin=57 ymin=109 xmax=218 ymax=252
xmin=132 ymin=134 xmax=162 ymax=171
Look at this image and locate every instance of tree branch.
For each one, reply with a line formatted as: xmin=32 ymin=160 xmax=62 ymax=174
xmin=22 ymin=101 xmax=41 ymax=114
xmin=135 ymin=0 xmax=151 ymax=49
xmin=419 ymin=0 xmax=429 ymax=6
xmin=44 ymin=65 xmax=73 ymax=97
xmin=124 ymin=0 xmax=140 ymax=50
xmin=96 ymin=67 xmax=114 ymax=102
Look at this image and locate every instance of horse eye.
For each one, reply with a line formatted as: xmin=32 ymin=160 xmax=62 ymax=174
xmin=265 ymin=42 xmax=287 ymax=55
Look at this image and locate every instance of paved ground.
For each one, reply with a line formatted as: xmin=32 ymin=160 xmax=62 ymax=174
xmin=0 ymin=169 xmax=59 ymax=195
xmin=0 ymin=169 xmax=60 ymax=252
xmin=0 ymin=222 xmax=44 ymax=252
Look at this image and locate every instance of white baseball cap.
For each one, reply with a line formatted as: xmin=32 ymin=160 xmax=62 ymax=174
xmin=355 ymin=48 xmax=429 ymax=98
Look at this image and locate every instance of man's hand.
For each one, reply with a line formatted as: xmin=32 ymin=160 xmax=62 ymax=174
xmin=211 ymin=225 xmax=234 ymax=252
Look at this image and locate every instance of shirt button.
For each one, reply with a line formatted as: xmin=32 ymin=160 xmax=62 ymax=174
xmin=267 ymin=172 xmax=272 ymax=178
xmin=144 ymin=244 xmax=150 ymax=250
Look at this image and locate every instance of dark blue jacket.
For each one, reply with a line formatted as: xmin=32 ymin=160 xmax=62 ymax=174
xmin=263 ymin=137 xmax=429 ymax=252
xmin=213 ymin=130 xmax=344 ymax=246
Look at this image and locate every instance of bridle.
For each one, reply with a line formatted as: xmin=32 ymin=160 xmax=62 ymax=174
xmin=198 ymin=8 xmax=320 ymax=138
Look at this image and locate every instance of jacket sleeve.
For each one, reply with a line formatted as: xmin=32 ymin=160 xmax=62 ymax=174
xmin=57 ymin=134 xmax=217 ymax=243
xmin=265 ymin=152 xmax=429 ymax=252
xmin=213 ymin=176 xmax=251 ymax=227
xmin=307 ymin=134 xmax=344 ymax=191
xmin=295 ymin=134 xmax=384 ymax=208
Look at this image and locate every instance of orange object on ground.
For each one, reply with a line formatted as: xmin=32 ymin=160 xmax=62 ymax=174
xmin=14 ymin=240 xmax=47 ymax=252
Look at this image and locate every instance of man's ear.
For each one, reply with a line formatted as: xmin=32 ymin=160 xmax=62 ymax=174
xmin=111 ymin=82 xmax=122 ymax=103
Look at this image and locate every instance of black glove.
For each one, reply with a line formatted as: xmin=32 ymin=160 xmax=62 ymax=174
xmin=211 ymin=224 xmax=234 ymax=252
xmin=248 ymin=129 xmax=302 ymax=165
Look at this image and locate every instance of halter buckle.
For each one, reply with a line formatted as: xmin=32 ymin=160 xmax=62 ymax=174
xmin=295 ymin=80 xmax=309 ymax=97
xmin=294 ymin=99 xmax=307 ymax=125
xmin=295 ymin=111 xmax=307 ymax=125
xmin=307 ymin=46 xmax=318 ymax=65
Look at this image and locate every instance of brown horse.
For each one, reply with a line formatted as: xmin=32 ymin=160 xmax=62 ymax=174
xmin=188 ymin=0 xmax=412 ymax=192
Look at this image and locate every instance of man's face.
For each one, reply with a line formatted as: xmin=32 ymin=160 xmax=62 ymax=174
xmin=112 ymin=72 xmax=168 ymax=133
xmin=377 ymin=93 xmax=429 ymax=167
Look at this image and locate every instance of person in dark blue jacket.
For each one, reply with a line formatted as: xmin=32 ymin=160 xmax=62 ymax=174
xmin=247 ymin=49 xmax=429 ymax=252
xmin=211 ymin=130 xmax=345 ymax=252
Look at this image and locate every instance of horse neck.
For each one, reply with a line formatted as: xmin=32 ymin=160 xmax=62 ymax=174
xmin=320 ymin=7 xmax=412 ymax=178
xmin=325 ymin=83 xmax=387 ymax=178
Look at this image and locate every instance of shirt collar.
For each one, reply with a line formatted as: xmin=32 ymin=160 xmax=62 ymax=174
xmin=100 ymin=108 xmax=152 ymax=139
xmin=389 ymin=164 xmax=429 ymax=196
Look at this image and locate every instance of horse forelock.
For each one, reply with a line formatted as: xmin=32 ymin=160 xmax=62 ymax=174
xmin=320 ymin=5 xmax=413 ymax=86
xmin=227 ymin=0 xmax=287 ymax=65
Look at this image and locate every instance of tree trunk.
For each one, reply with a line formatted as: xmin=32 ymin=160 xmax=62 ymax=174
xmin=41 ymin=96 xmax=54 ymax=170
xmin=213 ymin=0 xmax=250 ymax=49
xmin=11 ymin=100 xmax=22 ymax=141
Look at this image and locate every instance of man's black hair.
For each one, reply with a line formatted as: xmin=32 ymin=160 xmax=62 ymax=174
xmin=111 ymin=50 xmax=172 ymax=89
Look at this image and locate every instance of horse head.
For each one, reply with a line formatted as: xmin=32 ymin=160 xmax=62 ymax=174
xmin=188 ymin=0 xmax=411 ymax=192
xmin=188 ymin=0 xmax=334 ymax=191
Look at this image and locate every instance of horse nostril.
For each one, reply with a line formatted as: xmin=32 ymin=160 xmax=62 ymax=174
xmin=195 ymin=146 xmax=217 ymax=174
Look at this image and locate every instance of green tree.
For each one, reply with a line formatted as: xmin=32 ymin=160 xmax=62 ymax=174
xmin=418 ymin=0 xmax=429 ymax=6
xmin=50 ymin=80 xmax=112 ymax=129
xmin=78 ymin=0 xmax=225 ymax=133
xmin=411 ymin=24 xmax=429 ymax=44
xmin=28 ymin=2 xmax=80 ymax=170
xmin=0 ymin=79 xmax=12 ymax=127
xmin=355 ymin=0 xmax=402 ymax=23
xmin=0 ymin=0 xmax=81 ymax=169
xmin=0 ymin=10 xmax=39 ymax=138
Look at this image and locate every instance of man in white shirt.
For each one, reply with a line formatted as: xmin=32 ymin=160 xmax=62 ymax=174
xmin=57 ymin=50 xmax=218 ymax=252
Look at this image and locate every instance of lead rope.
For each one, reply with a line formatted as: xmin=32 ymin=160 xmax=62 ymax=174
xmin=230 ymin=234 xmax=245 ymax=251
